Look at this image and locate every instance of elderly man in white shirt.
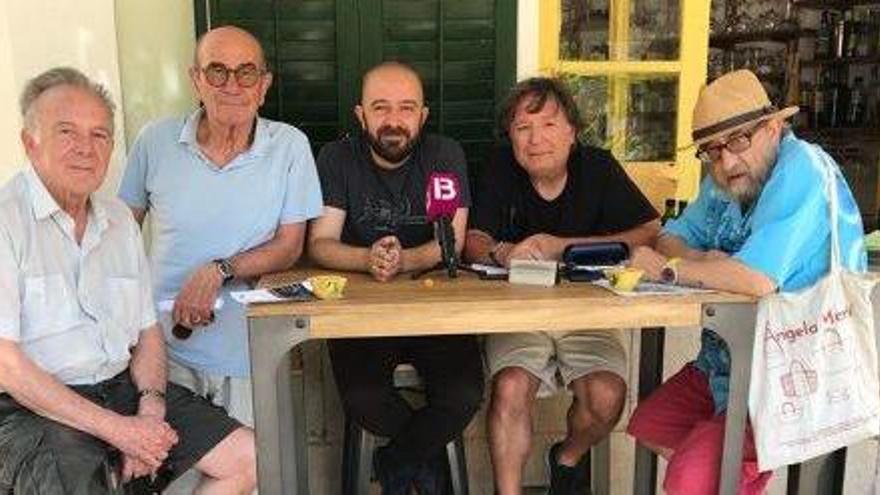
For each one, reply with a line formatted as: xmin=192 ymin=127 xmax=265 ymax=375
xmin=0 ymin=67 xmax=256 ymax=494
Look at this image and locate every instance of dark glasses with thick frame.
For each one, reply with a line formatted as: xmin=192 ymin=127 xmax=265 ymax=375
xmin=198 ymin=62 xmax=267 ymax=88
xmin=696 ymin=122 xmax=765 ymax=164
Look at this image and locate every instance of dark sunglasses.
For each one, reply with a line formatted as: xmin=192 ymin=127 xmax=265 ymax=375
xmin=198 ymin=62 xmax=266 ymax=88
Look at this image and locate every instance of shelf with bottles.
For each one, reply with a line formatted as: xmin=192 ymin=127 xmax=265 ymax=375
xmin=797 ymin=2 xmax=880 ymax=132
xmin=797 ymin=69 xmax=878 ymax=132
xmin=802 ymin=55 xmax=880 ymax=67
xmin=710 ymin=28 xmax=814 ymax=49
xmin=795 ymin=1 xmax=880 ymax=11
xmin=809 ymin=3 xmax=880 ymax=60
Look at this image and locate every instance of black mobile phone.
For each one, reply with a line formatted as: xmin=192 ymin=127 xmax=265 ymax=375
xmin=562 ymin=241 xmax=629 ymax=266
xmin=478 ymin=271 xmax=508 ymax=281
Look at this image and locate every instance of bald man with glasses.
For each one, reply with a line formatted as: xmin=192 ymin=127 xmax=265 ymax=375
xmin=118 ymin=25 xmax=323 ymax=429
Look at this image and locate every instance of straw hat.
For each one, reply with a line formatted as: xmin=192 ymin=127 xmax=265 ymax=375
xmin=688 ymin=69 xmax=798 ymax=148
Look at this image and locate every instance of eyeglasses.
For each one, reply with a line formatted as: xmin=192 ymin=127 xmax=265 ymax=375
xmin=696 ymin=123 xmax=764 ymax=164
xmin=198 ymin=62 xmax=266 ymax=88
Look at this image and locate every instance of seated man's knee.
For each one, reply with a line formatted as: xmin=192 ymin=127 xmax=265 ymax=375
xmin=574 ymin=371 xmax=627 ymax=425
xmin=199 ymin=426 xmax=258 ymax=492
xmin=662 ymin=421 xmax=724 ymax=495
xmin=490 ymin=367 xmax=537 ymax=417
xmin=237 ymin=429 xmax=258 ymax=491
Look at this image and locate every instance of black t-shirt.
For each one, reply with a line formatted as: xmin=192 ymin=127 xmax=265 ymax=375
xmin=316 ymin=133 xmax=471 ymax=248
xmin=470 ymin=143 xmax=657 ymax=243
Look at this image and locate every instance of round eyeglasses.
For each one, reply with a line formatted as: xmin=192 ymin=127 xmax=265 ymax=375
xmin=199 ymin=62 xmax=266 ymax=88
xmin=696 ymin=123 xmax=764 ymax=164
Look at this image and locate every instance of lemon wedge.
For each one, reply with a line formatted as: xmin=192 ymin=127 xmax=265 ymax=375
xmin=604 ymin=268 xmax=644 ymax=292
xmin=307 ymin=275 xmax=347 ymax=300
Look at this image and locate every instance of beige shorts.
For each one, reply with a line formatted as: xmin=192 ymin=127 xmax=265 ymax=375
xmin=486 ymin=329 xmax=627 ymax=398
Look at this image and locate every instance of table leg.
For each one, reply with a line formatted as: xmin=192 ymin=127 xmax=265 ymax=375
xmin=703 ymin=303 xmax=757 ymax=495
xmin=633 ymin=327 xmax=665 ymax=495
xmin=787 ymin=448 xmax=846 ymax=495
xmin=249 ymin=314 xmax=310 ymax=495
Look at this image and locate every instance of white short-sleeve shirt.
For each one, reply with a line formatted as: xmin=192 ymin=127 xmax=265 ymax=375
xmin=0 ymin=167 xmax=157 ymax=386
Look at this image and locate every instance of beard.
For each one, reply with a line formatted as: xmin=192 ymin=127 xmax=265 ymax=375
xmin=715 ymin=146 xmax=777 ymax=206
xmin=364 ymin=124 xmax=420 ymax=164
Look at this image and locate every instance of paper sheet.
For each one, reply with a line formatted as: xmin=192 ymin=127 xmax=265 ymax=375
xmin=592 ymin=279 xmax=714 ymax=297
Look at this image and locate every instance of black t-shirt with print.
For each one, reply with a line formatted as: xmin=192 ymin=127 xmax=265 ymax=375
xmin=470 ymin=143 xmax=657 ymax=243
xmin=316 ymin=133 xmax=471 ymax=249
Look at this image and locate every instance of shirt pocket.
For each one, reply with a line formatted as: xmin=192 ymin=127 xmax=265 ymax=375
xmin=21 ymin=274 xmax=77 ymax=338
xmin=103 ymin=276 xmax=142 ymax=337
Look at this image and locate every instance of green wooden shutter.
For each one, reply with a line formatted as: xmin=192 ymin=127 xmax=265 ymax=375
xmin=196 ymin=0 xmax=516 ymax=169
xmin=198 ymin=0 xmax=343 ymax=151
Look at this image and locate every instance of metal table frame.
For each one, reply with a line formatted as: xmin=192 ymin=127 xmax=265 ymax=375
xmin=247 ymin=300 xmax=760 ymax=494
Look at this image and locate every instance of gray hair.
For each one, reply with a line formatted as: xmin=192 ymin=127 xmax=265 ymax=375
xmin=20 ymin=67 xmax=115 ymax=133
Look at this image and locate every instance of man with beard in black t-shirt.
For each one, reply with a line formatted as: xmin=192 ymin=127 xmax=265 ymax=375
xmin=308 ymin=61 xmax=483 ymax=495
xmin=464 ymin=77 xmax=659 ymax=495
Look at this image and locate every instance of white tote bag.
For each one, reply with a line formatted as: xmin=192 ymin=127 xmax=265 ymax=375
xmin=749 ymin=148 xmax=880 ymax=472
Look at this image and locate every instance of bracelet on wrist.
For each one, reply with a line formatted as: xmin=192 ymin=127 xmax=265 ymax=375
xmin=138 ymin=388 xmax=166 ymax=401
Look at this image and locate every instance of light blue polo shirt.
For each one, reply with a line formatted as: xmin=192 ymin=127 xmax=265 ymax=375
xmin=665 ymin=131 xmax=866 ymax=413
xmin=118 ymin=109 xmax=323 ymax=376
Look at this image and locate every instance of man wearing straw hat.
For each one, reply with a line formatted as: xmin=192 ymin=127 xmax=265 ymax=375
xmin=627 ymin=69 xmax=867 ymax=494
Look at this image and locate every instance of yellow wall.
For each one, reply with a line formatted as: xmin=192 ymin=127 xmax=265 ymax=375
xmin=114 ymin=0 xmax=196 ymax=147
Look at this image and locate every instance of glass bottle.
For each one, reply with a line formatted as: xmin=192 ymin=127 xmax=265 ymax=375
xmin=813 ymin=75 xmax=825 ymax=128
xmin=834 ymin=12 xmax=846 ymax=58
xmin=816 ymin=11 xmax=832 ymax=59
xmin=676 ymin=200 xmax=689 ymax=219
xmin=844 ymin=10 xmax=858 ymax=58
xmin=799 ymin=83 xmax=814 ymax=128
xmin=661 ymin=199 xmax=677 ymax=225
xmin=848 ymin=76 xmax=866 ymax=127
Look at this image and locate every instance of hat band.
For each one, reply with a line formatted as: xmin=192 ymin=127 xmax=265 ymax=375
xmin=692 ymin=105 xmax=778 ymax=142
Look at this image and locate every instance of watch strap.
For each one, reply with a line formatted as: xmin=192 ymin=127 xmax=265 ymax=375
xmin=138 ymin=388 xmax=166 ymax=400
xmin=660 ymin=257 xmax=681 ymax=284
xmin=214 ymin=258 xmax=234 ymax=283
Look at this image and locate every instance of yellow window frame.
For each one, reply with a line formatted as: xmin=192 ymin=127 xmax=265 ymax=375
xmin=539 ymin=0 xmax=710 ymax=201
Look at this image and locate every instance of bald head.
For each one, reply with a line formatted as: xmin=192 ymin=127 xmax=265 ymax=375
xmin=194 ymin=25 xmax=266 ymax=70
xmin=360 ymin=61 xmax=424 ymax=105
xmin=355 ymin=61 xmax=429 ymax=167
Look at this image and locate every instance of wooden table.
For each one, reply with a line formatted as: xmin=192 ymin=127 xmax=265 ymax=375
xmin=247 ymin=270 xmax=756 ymax=494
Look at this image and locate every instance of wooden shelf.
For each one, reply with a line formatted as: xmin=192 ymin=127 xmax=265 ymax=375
xmin=794 ymin=0 xmax=880 ymax=10
xmin=710 ymin=28 xmax=815 ymax=49
xmin=801 ymin=56 xmax=880 ymax=68
xmin=798 ymin=127 xmax=880 ymax=137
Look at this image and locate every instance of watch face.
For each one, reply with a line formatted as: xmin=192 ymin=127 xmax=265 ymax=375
xmin=217 ymin=260 xmax=233 ymax=280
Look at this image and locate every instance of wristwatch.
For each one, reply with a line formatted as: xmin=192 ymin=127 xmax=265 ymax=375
xmin=660 ymin=257 xmax=681 ymax=284
xmin=214 ymin=258 xmax=235 ymax=284
xmin=138 ymin=388 xmax=166 ymax=401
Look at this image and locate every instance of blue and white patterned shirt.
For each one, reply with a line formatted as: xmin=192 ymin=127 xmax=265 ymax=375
xmin=664 ymin=131 xmax=866 ymax=413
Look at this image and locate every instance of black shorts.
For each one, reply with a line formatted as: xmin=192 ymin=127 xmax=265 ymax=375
xmin=0 ymin=369 xmax=241 ymax=494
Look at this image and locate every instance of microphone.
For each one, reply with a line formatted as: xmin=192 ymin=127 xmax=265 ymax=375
xmin=425 ymin=171 xmax=461 ymax=278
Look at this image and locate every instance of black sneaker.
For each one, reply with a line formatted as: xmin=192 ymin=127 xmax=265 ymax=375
xmin=546 ymin=442 xmax=591 ymax=495
xmin=374 ymin=446 xmax=418 ymax=495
